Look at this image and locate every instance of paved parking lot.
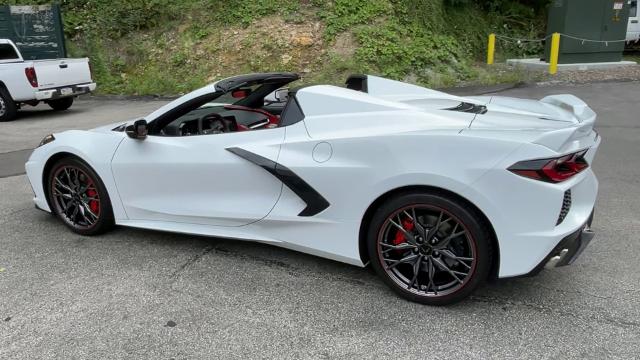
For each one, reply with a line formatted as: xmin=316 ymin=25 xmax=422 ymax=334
xmin=1 ymin=82 xmax=639 ymax=359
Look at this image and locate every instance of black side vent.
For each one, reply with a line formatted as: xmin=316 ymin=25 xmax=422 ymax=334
xmin=445 ymin=102 xmax=487 ymax=115
xmin=557 ymin=189 xmax=572 ymax=225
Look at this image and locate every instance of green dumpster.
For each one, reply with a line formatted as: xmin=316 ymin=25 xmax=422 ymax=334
xmin=544 ymin=0 xmax=631 ymax=63
xmin=0 ymin=4 xmax=66 ymax=60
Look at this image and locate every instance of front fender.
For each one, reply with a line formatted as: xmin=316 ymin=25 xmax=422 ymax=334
xmin=25 ymin=130 xmax=126 ymax=219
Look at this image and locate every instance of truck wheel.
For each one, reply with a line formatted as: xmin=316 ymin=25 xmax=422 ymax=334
xmin=0 ymin=87 xmax=17 ymax=122
xmin=47 ymin=97 xmax=74 ymax=111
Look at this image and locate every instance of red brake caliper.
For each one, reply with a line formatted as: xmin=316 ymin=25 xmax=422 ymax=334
xmin=85 ymin=182 xmax=99 ymax=215
xmin=393 ymin=217 xmax=415 ymax=245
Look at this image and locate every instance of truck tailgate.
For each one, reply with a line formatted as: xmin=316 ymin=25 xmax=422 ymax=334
xmin=33 ymin=58 xmax=92 ymax=89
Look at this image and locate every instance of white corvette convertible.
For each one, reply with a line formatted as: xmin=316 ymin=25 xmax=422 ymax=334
xmin=25 ymin=73 xmax=599 ymax=305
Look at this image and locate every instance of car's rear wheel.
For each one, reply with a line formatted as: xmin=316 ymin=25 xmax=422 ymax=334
xmin=0 ymin=86 xmax=17 ymax=122
xmin=47 ymin=97 xmax=74 ymax=111
xmin=47 ymin=157 xmax=114 ymax=235
xmin=367 ymin=192 xmax=491 ymax=305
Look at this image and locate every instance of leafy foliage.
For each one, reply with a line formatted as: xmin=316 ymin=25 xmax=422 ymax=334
xmin=4 ymin=0 xmax=546 ymax=94
xmin=354 ymin=22 xmax=471 ymax=82
xmin=318 ymin=0 xmax=392 ymax=39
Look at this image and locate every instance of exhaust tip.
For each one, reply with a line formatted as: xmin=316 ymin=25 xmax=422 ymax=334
xmin=544 ymin=248 xmax=569 ymax=269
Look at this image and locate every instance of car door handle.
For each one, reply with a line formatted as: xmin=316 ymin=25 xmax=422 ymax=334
xmin=632 ymin=20 xmax=639 ymax=23
xmin=59 ymin=64 xmax=68 ymax=69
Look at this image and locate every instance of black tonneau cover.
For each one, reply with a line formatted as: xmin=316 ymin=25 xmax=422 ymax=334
xmin=214 ymin=72 xmax=299 ymax=92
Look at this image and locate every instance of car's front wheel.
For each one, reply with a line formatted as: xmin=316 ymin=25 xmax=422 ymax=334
xmin=47 ymin=157 xmax=115 ymax=235
xmin=367 ymin=191 xmax=492 ymax=305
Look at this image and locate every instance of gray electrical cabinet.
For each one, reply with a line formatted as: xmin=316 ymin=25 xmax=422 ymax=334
xmin=544 ymin=0 xmax=630 ymax=63
xmin=0 ymin=4 xmax=67 ymax=60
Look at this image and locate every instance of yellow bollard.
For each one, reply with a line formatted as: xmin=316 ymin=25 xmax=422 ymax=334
xmin=549 ymin=32 xmax=561 ymax=75
xmin=487 ymin=33 xmax=496 ymax=65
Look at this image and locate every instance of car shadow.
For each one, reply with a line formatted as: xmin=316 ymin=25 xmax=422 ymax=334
xmin=100 ymin=224 xmax=545 ymax=307
xmin=2 ymin=100 xmax=92 ymax=124
xmin=14 ymin=107 xmax=88 ymax=121
xmin=29 ymin=208 xmax=554 ymax=308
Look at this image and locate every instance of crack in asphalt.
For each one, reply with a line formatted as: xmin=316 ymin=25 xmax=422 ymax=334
xmin=169 ymin=244 xmax=370 ymax=287
xmin=170 ymin=245 xmax=216 ymax=279
xmin=470 ymin=295 xmax=640 ymax=330
xmin=209 ymin=246 xmax=371 ymax=287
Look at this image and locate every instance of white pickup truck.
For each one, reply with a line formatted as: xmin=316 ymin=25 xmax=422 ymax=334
xmin=0 ymin=39 xmax=96 ymax=122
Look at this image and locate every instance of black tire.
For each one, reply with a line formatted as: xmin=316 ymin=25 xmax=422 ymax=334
xmin=367 ymin=191 xmax=492 ymax=305
xmin=47 ymin=156 xmax=115 ymax=236
xmin=47 ymin=97 xmax=74 ymax=111
xmin=0 ymin=86 xmax=17 ymax=122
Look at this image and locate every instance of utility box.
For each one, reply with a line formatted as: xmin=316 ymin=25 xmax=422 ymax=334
xmin=0 ymin=4 xmax=66 ymax=60
xmin=544 ymin=0 xmax=630 ymax=63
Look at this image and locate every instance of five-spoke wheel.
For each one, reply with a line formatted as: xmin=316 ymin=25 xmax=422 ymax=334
xmin=368 ymin=192 xmax=491 ymax=305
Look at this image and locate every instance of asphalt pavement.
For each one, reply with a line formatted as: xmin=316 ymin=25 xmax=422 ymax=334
xmin=1 ymin=82 xmax=639 ymax=359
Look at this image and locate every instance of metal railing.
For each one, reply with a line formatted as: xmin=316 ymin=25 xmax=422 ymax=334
xmin=486 ymin=33 xmax=628 ymax=74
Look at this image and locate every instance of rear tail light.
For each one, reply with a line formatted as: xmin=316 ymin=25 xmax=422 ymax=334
xmin=25 ymin=67 xmax=38 ymax=87
xmin=508 ymin=150 xmax=589 ymax=183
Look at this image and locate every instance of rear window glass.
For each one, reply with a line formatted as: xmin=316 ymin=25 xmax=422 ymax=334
xmin=631 ymin=1 xmax=637 ymax=17
xmin=0 ymin=44 xmax=19 ymax=60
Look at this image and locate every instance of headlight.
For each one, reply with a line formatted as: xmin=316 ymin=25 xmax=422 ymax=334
xmin=38 ymin=134 xmax=55 ymax=147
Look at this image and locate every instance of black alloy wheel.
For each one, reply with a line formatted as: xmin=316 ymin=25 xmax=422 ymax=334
xmin=48 ymin=157 xmax=114 ymax=235
xmin=368 ymin=192 xmax=491 ymax=305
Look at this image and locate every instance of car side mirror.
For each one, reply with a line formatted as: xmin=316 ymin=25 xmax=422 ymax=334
xmin=126 ymin=119 xmax=148 ymax=140
xmin=274 ymin=88 xmax=289 ymax=102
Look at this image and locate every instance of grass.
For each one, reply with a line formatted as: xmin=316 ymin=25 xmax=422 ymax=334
xmin=15 ymin=0 xmax=547 ymax=95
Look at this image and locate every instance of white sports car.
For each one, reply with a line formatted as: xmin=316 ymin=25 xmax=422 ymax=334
xmin=25 ymin=73 xmax=599 ymax=305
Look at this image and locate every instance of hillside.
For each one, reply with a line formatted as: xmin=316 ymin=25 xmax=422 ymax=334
xmin=11 ymin=0 xmax=548 ymax=95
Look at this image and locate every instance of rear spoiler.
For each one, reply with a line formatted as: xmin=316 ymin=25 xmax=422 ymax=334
xmin=540 ymin=94 xmax=595 ymax=123
xmin=535 ymin=94 xmax=597 ymax=151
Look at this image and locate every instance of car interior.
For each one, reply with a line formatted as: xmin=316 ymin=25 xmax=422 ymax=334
xmin=152 ymin=74 xmax=369 ymax=137
xmin=153 ymin=81 xmax=299 ymax=137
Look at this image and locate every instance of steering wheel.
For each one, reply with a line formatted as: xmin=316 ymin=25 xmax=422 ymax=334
xmin=201 ymin=113 xmax=231 ymax=135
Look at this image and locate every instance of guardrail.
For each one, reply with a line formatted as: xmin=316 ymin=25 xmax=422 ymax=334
xmin=486 ymin=33 xmax=628 ymax=74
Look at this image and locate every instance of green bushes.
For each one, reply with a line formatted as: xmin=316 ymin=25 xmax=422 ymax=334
xmin=354 ymin=22 xmax=471 ymax=82
xmin=3 ymin=0 xmax=545 ymax=94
